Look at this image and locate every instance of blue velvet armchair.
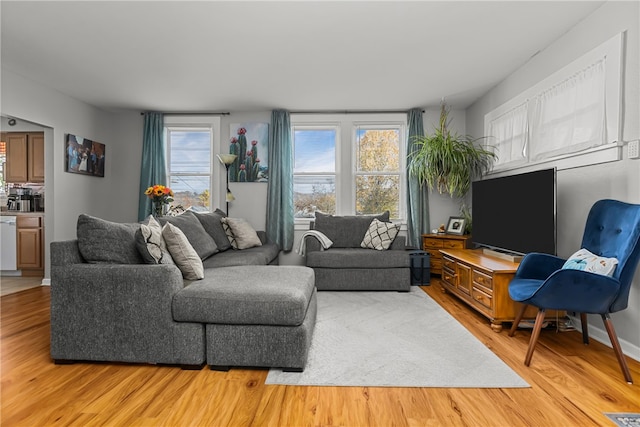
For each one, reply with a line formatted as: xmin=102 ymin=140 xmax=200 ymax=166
xmin=508 ymin=199 xmax=640 ymax=384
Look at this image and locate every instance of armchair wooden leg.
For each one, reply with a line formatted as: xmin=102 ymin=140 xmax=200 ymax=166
xmin=601 ymin=314 xmax=633 ymax=384
xmin=524 ymin=309 xmax=546 ymax=367
xmin=580 ymin=313 xmax=589 ymax=345
xmin=509 ymin=303 xmax=528 ymax=337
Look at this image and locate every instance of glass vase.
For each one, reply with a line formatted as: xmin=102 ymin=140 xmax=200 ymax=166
xmin=153 ymin=202 xmax=165 ymax=218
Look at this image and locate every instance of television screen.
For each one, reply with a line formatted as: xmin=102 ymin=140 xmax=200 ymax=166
xmin=471 ymin=168 xmax=556 ymax=256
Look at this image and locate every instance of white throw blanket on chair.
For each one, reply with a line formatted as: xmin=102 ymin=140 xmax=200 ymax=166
xmin=296 ymin=230 xmax=333 ymax=256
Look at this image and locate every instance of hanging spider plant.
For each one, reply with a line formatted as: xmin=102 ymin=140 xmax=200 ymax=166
xmin=409 ymin=103 xmax=496 ymax=198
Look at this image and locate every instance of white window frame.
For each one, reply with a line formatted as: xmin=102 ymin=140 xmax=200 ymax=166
xmin=291 ymin=113 xmax=407 ymax=224
xmin=164 ymin=115 xmax=221 ymax=211
xmin=484 ymin=32 xmax=623 ymax=174
xmin=292 ymin=123 xmax=340 ymax=216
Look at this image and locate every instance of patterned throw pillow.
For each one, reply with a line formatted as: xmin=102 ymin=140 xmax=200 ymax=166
xmin=360 ymin=218 xmax=400 ymax=251
xmin=221 ymin=217 xmax=262 ymax=250
xmin=562 ymin=248 xmax=618 ymax=277
xmin=136 ymin=216 xmax=174 ymax=265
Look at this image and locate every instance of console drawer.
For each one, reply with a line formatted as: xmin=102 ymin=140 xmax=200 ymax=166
xmin=473 ymin=270 xmax=493 ymax=291
xmin=423 ymin=238 xmax=443 ymax=248
xmin=472 ymin=287 xmax=493 ymax=310
xmin=443 ymin=239 xmax=465 ymax=249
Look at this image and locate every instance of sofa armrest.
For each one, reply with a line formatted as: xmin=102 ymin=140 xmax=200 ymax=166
xmin=49 ymin=258 xmax=202 ymax=364
xmin=303 ymin=235 xmax=322 ymax=253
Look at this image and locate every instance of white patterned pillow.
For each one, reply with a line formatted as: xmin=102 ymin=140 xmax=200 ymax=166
xmin=136 ymin=216 xmax=174 ymax=265
xmin=221 ymin=217 xmax=262 ymax=250
xmin=361 ymin=218 xmax=400 ymax=251
xmin=562 ymin=248 xmax=618 ymax=277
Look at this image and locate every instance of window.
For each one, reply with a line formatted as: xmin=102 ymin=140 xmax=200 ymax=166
xmin=166 ymin=127 xmax=212 ymax=211
xmin=292 ymin=114 xmax=406 ymax=221
xmin=355 ymin=127 xmax=401 ymax=216
xmin=293 ymin=127 xmax=337 ymax=218
xmin=484 ymin=32 xmax=622 ymax=172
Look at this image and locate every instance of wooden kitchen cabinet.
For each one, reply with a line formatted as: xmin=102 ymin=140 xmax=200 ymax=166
xmin=5 ymin=133 xmax=28 ymax=182
xmin=5 ymin=132 xmax=44 ymax=183
xmin=28 ymin=133 xmax=45 ymax=182
xmin=17 ymin=215 xmax=44 ymax=275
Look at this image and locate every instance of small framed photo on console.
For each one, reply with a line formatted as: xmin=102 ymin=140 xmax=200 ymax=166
xmin=446 ymin=216 xmax=466 ymax=235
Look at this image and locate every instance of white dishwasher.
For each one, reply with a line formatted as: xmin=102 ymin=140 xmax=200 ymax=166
xmin=1 ymin=215 xmax=17 ymax=271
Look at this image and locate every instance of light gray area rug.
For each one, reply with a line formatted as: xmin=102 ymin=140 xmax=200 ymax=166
xmin=266 ymin=288 xmax=529 ymax=388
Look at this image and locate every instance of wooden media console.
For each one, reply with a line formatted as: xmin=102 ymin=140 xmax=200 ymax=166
xmin=439 ymin=248 xmax=564 ymax=332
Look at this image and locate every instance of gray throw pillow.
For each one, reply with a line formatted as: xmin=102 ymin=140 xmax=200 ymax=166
xmin=77 ymin=214 xmax=143 ymax=264
xmin=314 ymin=211 xmax=390 ymax=248
xmin=157 ymin=210 xmax=218 ymax=260
xmin=193 ymin=209 xmax=232 ymax=251
xmin=162 ymin=223 xmax=204 ymax=280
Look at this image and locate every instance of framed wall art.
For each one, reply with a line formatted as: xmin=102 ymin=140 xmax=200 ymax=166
xmin=227 ymin=122 xmax=269 ymax=182
xmin=65 ymin=133 xmax=105 ymax=177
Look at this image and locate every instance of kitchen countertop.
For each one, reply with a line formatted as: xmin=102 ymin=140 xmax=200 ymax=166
xmin=0 ymin=211 xmax=45 ymax=216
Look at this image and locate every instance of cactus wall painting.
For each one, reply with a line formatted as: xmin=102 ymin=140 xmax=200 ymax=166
xmin=228 ymin=122 xmax=269 ymax=182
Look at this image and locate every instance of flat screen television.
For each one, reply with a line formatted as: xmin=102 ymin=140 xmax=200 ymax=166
xmin=471 ymin=168 xmax=557 ymax=256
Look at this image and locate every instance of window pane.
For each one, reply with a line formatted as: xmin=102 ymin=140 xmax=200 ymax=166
xmin=294 ymin=175 xmax=336 ymax=218
xmin=356 ymin=175 xmax=399 ymax=218
xmin=294 ymin=129 xmax=336 ymax=173
xmin=169 ymin=131 xmax=211 ymax=174
xmin=169 ymin=175 xmax=210 ymax=211
xmin=357 ymin=129 xmax=400 ymax=172
xmin=167 ymin=128 xmax=212 ymax=212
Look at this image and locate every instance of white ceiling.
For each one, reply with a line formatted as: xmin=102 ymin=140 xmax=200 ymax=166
xmin=1 ymin=1 xmax=605 ymax=113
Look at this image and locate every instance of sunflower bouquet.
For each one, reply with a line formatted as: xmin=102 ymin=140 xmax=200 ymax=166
xmin=144 ymin=184 xmax=174 ymax=217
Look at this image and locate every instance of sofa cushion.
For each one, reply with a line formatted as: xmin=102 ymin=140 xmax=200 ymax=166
xmin=162 ymin=223 xmax=204 ymax=280
xmin=361 ymin=218 xmax=400 ymax=250
xmin=306 ymin=248 xmax=410 ymax=269
xmin=221 ymin=217 xmax=262 ymax=250
xmin=173 ymin=266 xmax=315 ymax=326
xmin=202 ymin=242 xmax=280 ymax=268
xmin=77 ymin=214 xmax=143 ymax=264
xmin=158 ymin=210 xmax=218 ymax=260
xmin=135 ymin=216 xmax=174 ymax=265
xmin=314 ymin=211 xmax=390 ymax=248
xmin=193 ymin=209 xmax=232 ymax=252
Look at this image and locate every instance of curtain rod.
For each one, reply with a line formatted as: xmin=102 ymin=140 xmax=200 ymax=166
xmin=290 ymin=109 xmax=424 ymax=115
xmin=140 ymin=112 xmax=230 ymax=116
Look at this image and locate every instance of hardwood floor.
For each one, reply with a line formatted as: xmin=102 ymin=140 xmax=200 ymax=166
xmin=0 ymin=275 xmax=43 ymax=296
xmin=2 ymin=281 xmax=639 ymax=426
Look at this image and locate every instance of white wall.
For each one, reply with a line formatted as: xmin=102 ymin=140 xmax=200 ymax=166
xmin=466 ymin=1 xmax=640 ymax=356
xmin=0 ymin=70 xmax=156 ymax=278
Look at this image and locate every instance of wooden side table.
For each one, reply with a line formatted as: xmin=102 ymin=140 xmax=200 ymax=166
xmin=421 ymin=234 xmax=472 ymax=276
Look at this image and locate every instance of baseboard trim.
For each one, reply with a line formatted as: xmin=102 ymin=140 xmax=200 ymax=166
xmin=41 ymin=278 xmax=50 ymax=286
xmin=570 ymin=315 xmax=640 ymax=362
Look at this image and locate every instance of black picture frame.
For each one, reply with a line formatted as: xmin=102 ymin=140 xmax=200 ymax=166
xmin=446 ymin=216 xmax=466 ymax=235
xmin=65 ymin=133 xmax=105 ymax=177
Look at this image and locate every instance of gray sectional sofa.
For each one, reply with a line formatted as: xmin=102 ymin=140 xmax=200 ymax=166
xmin=50 ymin=210 xmax=316 ymax=371
xmin=303 ymin=212 xmax=411 ymax=291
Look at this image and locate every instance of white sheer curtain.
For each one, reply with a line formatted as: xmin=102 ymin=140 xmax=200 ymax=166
xmin=488 ymin=101 xmax=528 ymax=169
xmin=529 ymin=58 xmax=606 ymax=160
